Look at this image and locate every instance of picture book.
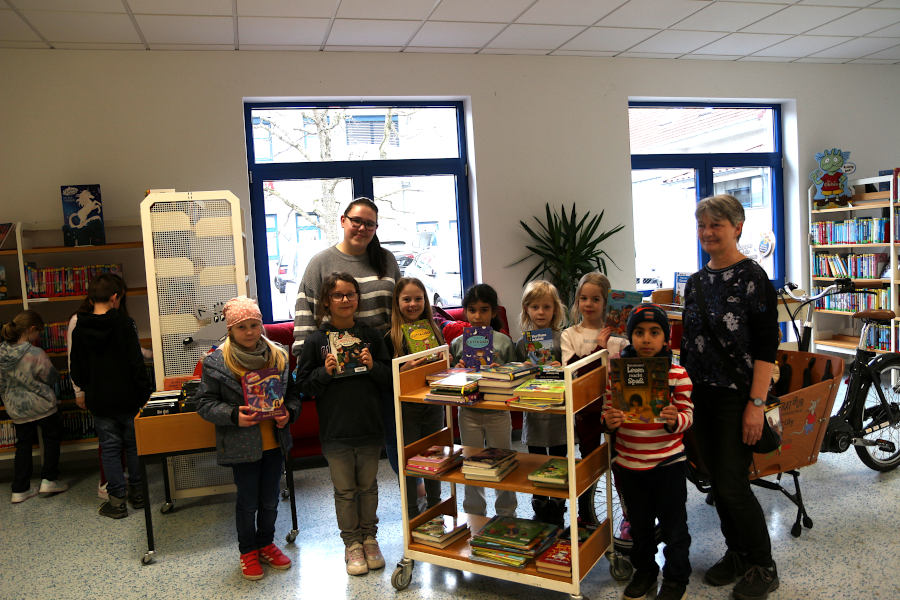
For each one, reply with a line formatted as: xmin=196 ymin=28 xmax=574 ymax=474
xmin=477 ymin=361 xmax=539 ymax=381
xmin=412 ymin=527 xmax=469 ymax=549
xmin=60 ymin=184 xmax=105 ymax=247
xmin=241 ymin=367 xmax=287 ymax=420
xmin=608 ymin=356 xmax=670 ymax=424
xmin=523 ymin=328 xmax=555 ymax=365
xmin=327 ymin=330 xmax=368 ymax=377
xmin=468 ymin=548 xmax=529 ymax=568
xmin=505 ymin=397 xmax=557 ymax=411
xmin=605 ymin=289 xmax=643 ymax=336
xmin=406 ymin=445 xmax=462 ymax=465
xmin=462 ymin=459 xmax=517 ymax=482
xmin=474 ymin=516 xmax=551 ymax=550
xmin=425 ymin=367 xmax=474 ymax=382
xmin=411 ymin=514 xmax=469 ymax=542
xmin=429 ymin=372 xmax=481 ymax=394
xmin=462 ymin=447 xmax=516 ymax=469
xmin=461 ymin=326 xmax=494 ymax=369
xmin=527 ymin=458 xmax=568 ymax=486
xmin=535 ymin=539 xmax=572 ymax=573
xmin=422 ymin=391 xmax=481 ymax=406
xmin=0 ymin=223 xmax=13 ymax=250
xmin=512 ymin=378 xmax=566 ymax=401
xmin=401 ymin=319 xmax=440 ymax=354
xmin=404 ymin=458 xmax=462 ymax=477
xmin=538 ymin=365 xmax=565 ymax=380
xmin=672 ymin=272 xmax=691 ymax=305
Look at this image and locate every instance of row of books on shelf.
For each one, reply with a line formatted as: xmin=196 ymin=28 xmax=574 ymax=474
xmin=410 ymin=514 xmax=588 ymax=576
xmin=0 ymin=406 xmax=95 ymax=449
xmin=810 ymin=217 xmax=889 ymax=245
xmin=813 ymin=286 xmax=890 ymax=312
xmin=404 ymin=445 xmax=569 ymax=486
xmin=812 ymin=253 xmax=888 ymax=279
xmin=864 ymin=323 xmax=892 ymax=351
xmin=423 ymin=364 xmax=566 ymax=409
xmin=40 ymin=321 xmax=70 ymax=354
xmin=24 ymin=263 xmax=123 ymax=299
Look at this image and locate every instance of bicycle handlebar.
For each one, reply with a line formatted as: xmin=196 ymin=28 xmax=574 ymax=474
xmin=781 ymin=277 xmax=855 ymax=302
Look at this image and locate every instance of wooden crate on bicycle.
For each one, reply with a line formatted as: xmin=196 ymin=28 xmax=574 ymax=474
xmin=750 ymin=350 xmax=844 ymax=479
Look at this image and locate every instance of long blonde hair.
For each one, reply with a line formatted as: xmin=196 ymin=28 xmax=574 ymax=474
xmin=389 ymin=277 xmax=444 ymax=357
xmin=221 ymin=331 xmax=287 ymax=378
xmin=519 ymin=280 xmax=565 ymax=331
xmin=569 ymin=272 xmax=611 ymax=324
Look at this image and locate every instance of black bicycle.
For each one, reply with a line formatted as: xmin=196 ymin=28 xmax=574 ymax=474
xmin=780 ymin=278 xmax=900 ymax=471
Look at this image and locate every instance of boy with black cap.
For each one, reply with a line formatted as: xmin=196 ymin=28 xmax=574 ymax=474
xmin=603 ymin=304 xmax=694 ymax=600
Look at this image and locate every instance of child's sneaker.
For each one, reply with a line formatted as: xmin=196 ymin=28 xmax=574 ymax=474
xmin=704 ymin=549 xmax=747 ymax=586
xmin=345 ymin=542 xmax=368 ymax=576
xmin=258 ymin=543 xmax=292 ymax=570
xmin=240 ymin=550 xmax=264 ymax=580
xmin=127 ymin=484 xmax=145 ymax=509
xmin=657 ymin=579 xmax=687 ymax=600
xmin=39 ymin=479 xmax=68 ymax=497
xmin=11 ymin=487 xmax=37 ymax=504
xmin=98 ymin=495 xmax=127 ymax=519
xmin=732 ymin=564 xmax=779 ymax=600
xmin=97 ymin=481 xmax=108 ymax=500
xmin=622 ymin=569 xmax=659 ymax=600
xmin=362 ymin=537 xmax=385 ymax=570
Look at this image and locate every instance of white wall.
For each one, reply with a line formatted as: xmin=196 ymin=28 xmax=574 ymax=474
xmin=1 ymin=50 xmax=898 ymax=335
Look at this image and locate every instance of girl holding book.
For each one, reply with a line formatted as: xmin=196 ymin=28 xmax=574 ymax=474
xmin=196 ymin=296 xmax=301 ymax=581
xmin=386 ymin=277 xmax=446 ymax=518
xmin=515 ymin=280 xmax=566 ymax=526
xmin=450 ymin=283 xmax=517 ymax=518
xmin=296 ymin=272 xmax=392 ymax=576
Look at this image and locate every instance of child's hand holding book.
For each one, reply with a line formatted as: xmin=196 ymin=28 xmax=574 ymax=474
xmin=659 ymin=404 xmax=678 ymax=428
xmin=324 ymin=353 xmax=338 ymax=376
xmin=359 ymin=346 xmax=373 ymax=369
xmin=237 ymin=405 xmax=263 ymax=427
xmin=602 ymin=407 xmax=624 ymax=430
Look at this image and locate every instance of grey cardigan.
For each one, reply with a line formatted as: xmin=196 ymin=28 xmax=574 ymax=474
xmin=196 ymin=346 xmax=301 ymax=465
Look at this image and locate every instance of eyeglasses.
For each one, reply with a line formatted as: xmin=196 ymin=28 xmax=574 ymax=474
xmin=329 ymin=292 xmax=358 ymax=301
xmin=344 ymin=216 xmax=378 ymax=230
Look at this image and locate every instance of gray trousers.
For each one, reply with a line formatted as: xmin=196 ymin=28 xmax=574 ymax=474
xmin=323 ymin=445 xmax=381 ymax=546
xmin=457 ymin=407 xmax=517 ymax=517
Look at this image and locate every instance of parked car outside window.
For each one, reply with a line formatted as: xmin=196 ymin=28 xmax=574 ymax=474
xmin=404 ymin=247 xmax=463 ymax=307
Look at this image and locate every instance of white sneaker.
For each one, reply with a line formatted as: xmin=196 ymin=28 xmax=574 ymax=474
xmin=362 ymin=537 xmax=385 ymax=570
xmin=11 ymin=488 xmax=38 ymax=504
xmin=345 ymin=542 xmax=368 ymax=576
xmin=97 ymin=481 xmax=108 ymax=500
xmin=39 ymin=479 xmax=68 ymax=497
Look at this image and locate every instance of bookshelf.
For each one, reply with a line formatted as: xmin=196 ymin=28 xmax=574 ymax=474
xmin=809 ymin=170 xmax=899 ymax=355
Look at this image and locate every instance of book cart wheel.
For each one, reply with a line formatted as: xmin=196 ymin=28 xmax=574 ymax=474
xmin=607 ymin=550 xmax=633 ymax=581
xmin=160 ymin=502 xmax=175 ymax=514
xmin=141 ymin=551 xmax=155 ymax=566
xmin=286 ymin=529 xmax=298 ymax=544
xmin=391 ymin=558 xmax=414 ymax=590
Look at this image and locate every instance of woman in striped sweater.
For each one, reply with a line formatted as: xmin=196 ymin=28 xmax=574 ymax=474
xmin=602 ymin=304 xmax=693 ymax=600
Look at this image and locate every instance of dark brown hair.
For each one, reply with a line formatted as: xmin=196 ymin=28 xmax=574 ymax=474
xmin=344 ymin=197 xmax=390 ymax=279
xmin=316 ymin=272 xmax=361 ymax=325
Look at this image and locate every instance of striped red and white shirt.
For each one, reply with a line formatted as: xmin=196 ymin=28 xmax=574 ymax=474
xmin=605 ymin=363 xmax=693 ymax=471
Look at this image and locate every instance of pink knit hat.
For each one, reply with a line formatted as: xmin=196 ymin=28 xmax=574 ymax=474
xmin=223 ymin=296 xmax=262 ymax=328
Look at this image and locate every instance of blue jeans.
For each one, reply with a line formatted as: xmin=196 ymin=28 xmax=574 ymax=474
xmin=323 ymin=445 xmax=381 ymax=546
xmin=92 ymin=413 xmax=140 ymax=499
xmin=231 ymin=448 xmax=283 ymax=554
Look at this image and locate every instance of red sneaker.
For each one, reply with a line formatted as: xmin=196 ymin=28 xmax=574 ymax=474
xmin=258 ymin=543 xmax=292 ymax=570
xmin=240 ymin=550 xmax=264 ymax=580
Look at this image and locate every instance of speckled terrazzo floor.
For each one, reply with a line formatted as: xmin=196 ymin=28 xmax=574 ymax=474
xmin=1 ymin=438 xmax=898 ymax=600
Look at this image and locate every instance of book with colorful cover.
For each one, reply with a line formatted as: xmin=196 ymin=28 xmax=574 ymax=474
xmin=535 ymin=538 xmax=572 ymax=573
xmin=423 ymin=391 xmax=481 ymax=406
xmin=429 ymin=372 xmax=480 ymax=394
xmin=538 ymin=365 xmax=565 ymax=380
xmin=407 ymin=445 xmax=462 ymax=466
xmin=402 ymin=319 xmax=440 ymax=354
xmin=477 ymin=361 xmax=539 ymax=381
xmin=513 ymin=378 xmax=566 ymax=401
xmin=462 ymin=459 xmax=517 ymax=482
xmin=461 ymin=326 xmax=494 ymax=369
xmin=462 ymin=447 xmax=516 ymax=469
xmin=404 ymin=459 xmax=462 ymax=477
xmin=425 ymin=367 xmax=474 ymax=382
xmin=527 ymin=458 xmax=568 ymax=486
xmin=470 ymin=522 xmax=559 ymax=557
xmin=468 ymin=548 xmax=529 ymax=568
xmin=608 ymin=356 xmax=670 ymax=424
xmin=411 ymin=514 xmax=469 ymax=541
xmin=523 ymin=328 xmax=555 ymax=365
xmin=605 ymin=289 xmax=643 ymax=336
xmin=413 ymin=528 xmax=469 ymax=549
xmin=327 ymin=330 xmax=368 ymax=377
xmin=474 ymin=516 xmax=552 ymax=550
xmin=60 ymin=184 xmax=105 ymax=247
xmin=241 ymin=367 xmax=287 ymax=420
xmin=672 ymin=272 xmax=691 ymax=305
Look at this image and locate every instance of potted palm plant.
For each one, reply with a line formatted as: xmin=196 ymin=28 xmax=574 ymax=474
xmin=510 ymin=203 xmax=625 ymax=309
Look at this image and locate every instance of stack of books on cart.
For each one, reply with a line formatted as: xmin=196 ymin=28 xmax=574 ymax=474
xmin=534 ymin=524 xmax=596 ymax=576
xmin=404 ymin=445 xmax=463 ymax=477
xmin=461 ymin=447 xmax=518 ymax=482
xmin=507 ymin=379 xmax=567 ymax=410
xmin=527 ymin=457 xmax=568 ymax=489
xmin=410 ymin=514 xmax=470 ymax=549
xmin=424 ymin=372 xmax=482 ymax=405
xmin=477 ymin=362 xmax=539 ymax=401
xmin=469 ymin=516 xmax=560 ymax=568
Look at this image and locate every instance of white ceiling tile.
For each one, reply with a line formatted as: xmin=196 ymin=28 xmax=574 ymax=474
xmin=24 ymin=11 xmax=140 ymax=43
xmin=598 ymin=0 xmax=712 ymax=29
xmin=517 ymin=0 xmax=625 ymax=26
xmin=742 ymin=6 xmax=856 ymax=35
xmin=240 ymin=44 xmax=321 ymax=51
xmin=0 ymin=40 xmax=47 ymax=48
xmin=327 ymin=19 xmax=421 ymax=46
xmin=409 ymin=21 xmax=505 ymax=47
xmin=431 ymin=0 xmax=532 ymax=23
xmin=630 ymin=29 xmax=725 ymax=53
xmin=796 ymin=0 xmax=874 ymax=6
xmin=135 ymin=15 xmax=233 ymax=44
xmin=738 ymin=55 xmax=795 ymax=62
xmin=336 ymin=0 xmax=435 ymax=21
xmin=560 ymin=26 xmax=658 ymax=52
xmin=323 ymin=45 xmax=403 ymax=52
xmin=867 ymin=42 xmax=900 ymax=57
xmin=148 ymin=43 xmax=234 ymax=50
xmin=0 ymin=9 xmax=40 ymax=41
xmin=237 ymin=0 xmax=339 ymax=18
xmin=849 ymin=57 xmax=900 ymax=63
xmin=811 ymin=35 xmax=899 ymax=57
xmin=403 ymin=46 xmax=479 ymax=53
xmin=752 ymin=35 xmax=851 ymax=57
xmin=671 ymin=2 xmax=784 ymax=32
xmin=53 ymin=42 xmax=145 ymax=49
xmin=680 ymin=54 xmax=740 ymax=60
xmin=238 ymin=17 xmax=329 ymax=45
xmin=693 ymin=33 xmax=790 ymax=55
xmin=486 ymin=23 xmax=584 ymax=49
xmin=479 ymin=47 xmax=550 ymax=54
xmin=795 ymin=56 xmax=849 ymax=63
xmin=128 ymin=0 xmax=232 ymax=16
xmin=869 ymin=21 xmax=900 ymax=35
xmin=11 ymin=0 xmax=122 ymax=12
xmin=871 ymin=1 xmax=900 ymax=8
xmin=551 ymin=49 xmax=618 ymax=56
xmin=807 ymin=9 xmax=900 ymax=36
xmin=618 ymin=51 xmax=683 ymax=59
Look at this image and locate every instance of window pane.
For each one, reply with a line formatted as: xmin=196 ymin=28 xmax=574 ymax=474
xmin=714 ymin=166 xmax=775 ymax=278
xmin=251 ymin=107 xmax=459 ymax=163
xmin=629 ymin=107 xmax=775 ymax=154
xmin=263 ymin=178 xmax=354 ymax=322
xmin=632 ymin=169 xmax=699 ymax=291
xmin=373 ymin=174 xmax=463 ymax=306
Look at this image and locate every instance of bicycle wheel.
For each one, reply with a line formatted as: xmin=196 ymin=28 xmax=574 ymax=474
xmin=852 ymin=355 xmax=900 ymax=471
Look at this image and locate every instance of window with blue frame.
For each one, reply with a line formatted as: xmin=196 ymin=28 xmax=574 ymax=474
xmin=629 ymin=102 xmax=784 ymax=290
xmin=244 ymin=102 xmax=473 ymax=322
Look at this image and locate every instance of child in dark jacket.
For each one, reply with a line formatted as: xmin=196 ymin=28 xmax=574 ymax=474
xmin=70 ymin=273 xmax=152 ymax=519
xmin=296 ymin=272 xmax=392 ymax=577
xmin=197 ymin=295 xmax=301 ymax=581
